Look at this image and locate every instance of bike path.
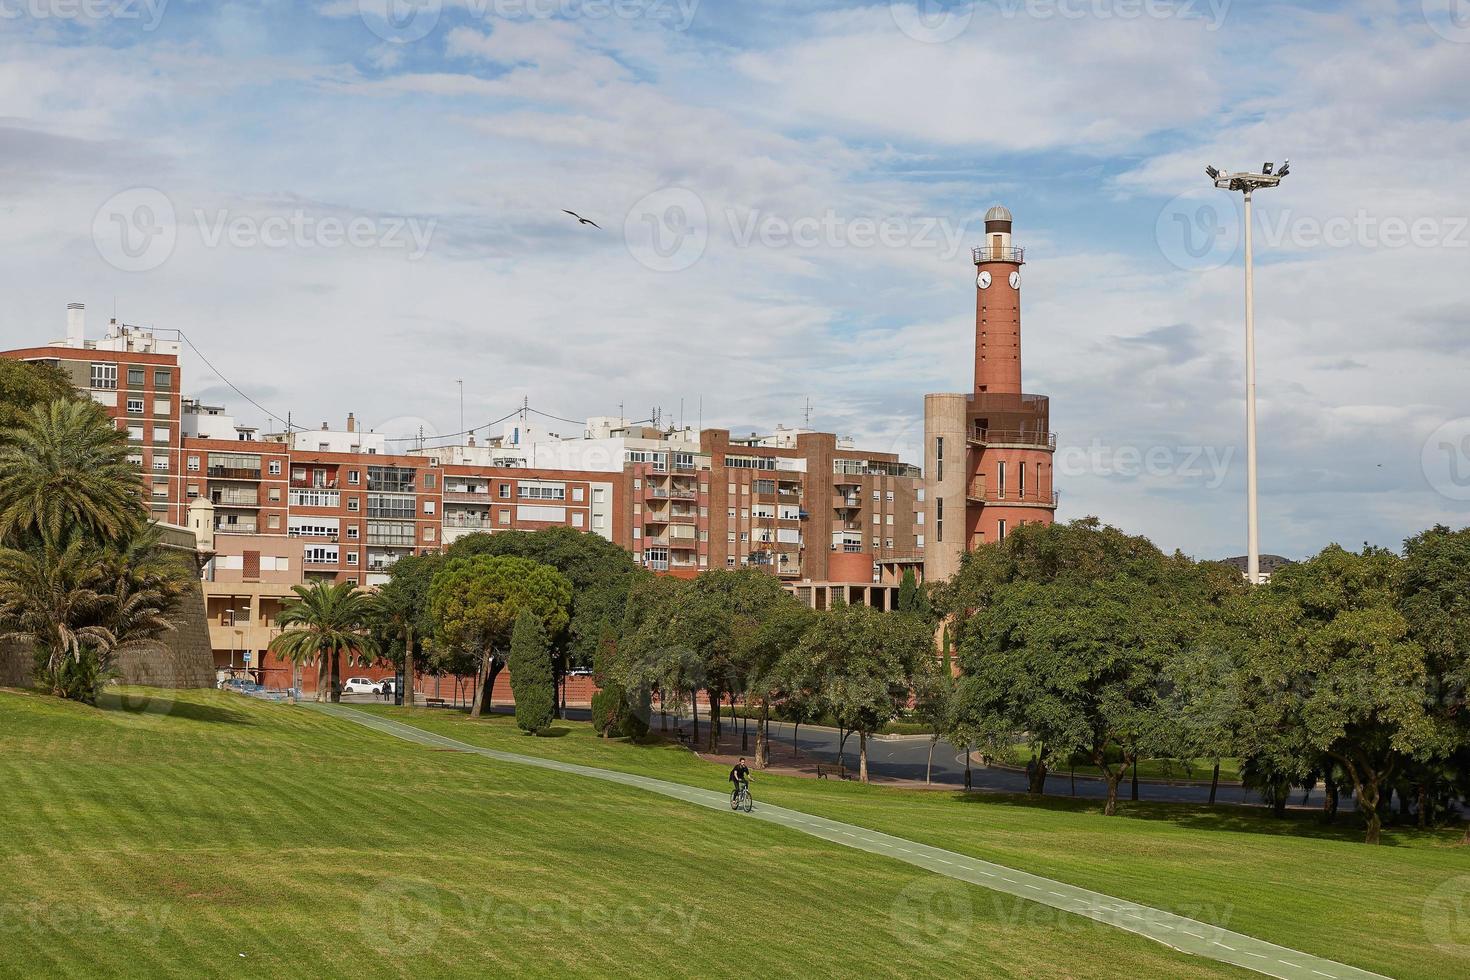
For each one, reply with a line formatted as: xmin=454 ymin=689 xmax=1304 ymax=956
xmin=312 ymin=703 xmax=1389 ymax=980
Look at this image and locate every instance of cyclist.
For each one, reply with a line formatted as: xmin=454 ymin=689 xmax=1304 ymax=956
xmin=729 ymin=757 xmax=751 ymax=805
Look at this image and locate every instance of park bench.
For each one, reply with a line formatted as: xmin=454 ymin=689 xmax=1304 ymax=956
xmin=816 ymin=762 xmax=855 ymax=781
xmin=425 ymin=698 xmax=448 ymax=709
xmin=674 ymin=727 xmax=692 ymax=747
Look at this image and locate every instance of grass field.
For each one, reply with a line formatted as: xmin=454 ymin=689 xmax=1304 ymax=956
xmin=0 ymin=687 xmax=1236 ymax=979
xmin=2 ymin=688 xmax=1467 ymax=978
xmin=370 ymin=704 xmax=1470 ymax=980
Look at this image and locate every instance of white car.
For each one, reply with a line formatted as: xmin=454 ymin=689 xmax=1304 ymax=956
xmin=341 ymin=677 xmax=381 ymax=695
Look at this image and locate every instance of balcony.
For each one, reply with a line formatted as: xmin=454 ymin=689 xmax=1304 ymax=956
xmin=972 ymin=245 xmax=1025 ymax=264
xmin=211 ymin=491 xmax=259 ymax=507
xmin=967 ymin=427 xmax=1057 ymax=450
xmin=215 ymin=522 xmax=259 ymax=535
xmin=443 ymin=488 xmax=491 ymax=502
xmin=208 ymin=466 xmax=261 ymax=480
xmin=442 ymin=516 xmax=489 ymax=530
xmin=668 ymin=510 xmax=698 ymax=524
xmin=967 ymin=479 xmax=1059 ymax=508
xmin=644 ymin=535 xmax=671 ymax=547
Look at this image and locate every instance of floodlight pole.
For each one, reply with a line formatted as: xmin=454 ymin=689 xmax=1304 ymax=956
xmin=1207 ymin=163 xmax=1287 ymax=585
xmin=1243 ymin=188 xmax=1259 ymax=587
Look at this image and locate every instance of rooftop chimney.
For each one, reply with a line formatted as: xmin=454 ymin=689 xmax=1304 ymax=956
xmin=468 ymin=434 xmax=476 ymax=447
xmin=66 ymin=303 xmax=85 ymax=348
xmin=347 ymin=412 xmax=356 ymax=433
xmin=320 ymin=422 xmax=328 ymax=431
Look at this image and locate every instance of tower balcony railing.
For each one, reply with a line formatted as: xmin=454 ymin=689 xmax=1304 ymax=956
xmin=967 ymin=428 xmax=1057 ymax=449
xmin=967 ymin=479 xmax=1059 ymax=507
xmin=973 ymin=245 xmax=1025 ymax=264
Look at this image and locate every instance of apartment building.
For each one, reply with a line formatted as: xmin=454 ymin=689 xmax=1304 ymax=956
xmin=701 ymin=426 xmax=926 ymax=598
xmin=3 ymin=304 xmax=930 ymax=672
xmin=2 ymin=304 xmax=186 ymax=525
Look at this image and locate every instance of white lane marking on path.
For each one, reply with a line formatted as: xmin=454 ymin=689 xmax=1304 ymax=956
xmin=315 ymin=705 xmax=1393 ymax=980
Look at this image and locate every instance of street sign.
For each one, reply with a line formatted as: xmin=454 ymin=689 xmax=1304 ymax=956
xmin=243 ymin=652 xmax=252 ymax=664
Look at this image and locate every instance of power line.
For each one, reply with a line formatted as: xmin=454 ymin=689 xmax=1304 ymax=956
xmin=380 ymin=408 xmax=523 ymax=444
xmin=176 ymin=330 xmax=298 ymax=432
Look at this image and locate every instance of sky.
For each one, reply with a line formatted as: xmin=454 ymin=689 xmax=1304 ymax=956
xmin=1 ymin=0 xmax=1467 ymax=561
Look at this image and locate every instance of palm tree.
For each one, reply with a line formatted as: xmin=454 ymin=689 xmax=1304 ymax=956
xmin=0 ymin=533 xmax=113 ymax=698
xmin=96 ymin=523 xmax=192 ymax=651
xmin=270 ymin=581 xmax=378 ymax=703
xmin=0 ymin=399 xmax=142 ymax=546
xmin=0 ymin=524 xmax=192 ymax=702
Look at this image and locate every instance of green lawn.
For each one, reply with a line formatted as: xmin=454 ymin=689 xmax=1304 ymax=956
xmin=369 ymin=704 xmax=1470 ymax=980
xmin=1 ymin=688 xmax=1241 ymax=979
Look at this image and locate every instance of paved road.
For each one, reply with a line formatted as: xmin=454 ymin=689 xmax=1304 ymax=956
xmin=313 ymin=703 xmax=1387 ymax=980
xmin=697 ymin=715 xmax=1356 ymax=811
xmin=339 ymin=696 xmax=1348 ymax=811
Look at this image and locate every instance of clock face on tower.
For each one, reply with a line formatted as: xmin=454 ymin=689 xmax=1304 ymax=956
xmin=1009 ymin=271 xmax=1021 ymax=289
xmin=976 ymin=271 xmax=992 ymax=289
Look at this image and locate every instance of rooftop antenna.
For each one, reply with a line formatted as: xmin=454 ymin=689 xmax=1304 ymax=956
xmin=457 ymin=379 xmax=464 ymax=438
xmin=803 ymin=397 xmax=814 ymax=428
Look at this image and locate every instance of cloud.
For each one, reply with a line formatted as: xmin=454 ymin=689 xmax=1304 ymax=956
xmin=0 ymin=1 xmax=1464 ymax=564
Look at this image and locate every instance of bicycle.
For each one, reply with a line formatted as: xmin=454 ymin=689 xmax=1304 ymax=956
xmin=730 ymin=782 xmax=753 ymax=812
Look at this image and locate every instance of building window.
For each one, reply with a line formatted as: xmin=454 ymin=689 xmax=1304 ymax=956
xmin=153 ymin=369 xmax=172 ymax=390
xmin=347 ymin=498 xmax=360 ymax=512
xmin=572 ymin=487 xmax=584 ymax=502
xmin=268 ymin=488 xmax=281 ymax=502
xmin=935 ymin=437 xmax=943 ymax=481
xmin=886 ymin=515 xmax=894 ymax=526
xmin=872 ymin=489 xmax=880 ymax=500
xmin=90 ymin=363 xmax=117 ymax=390
xmin=872 ymin=514 xmax=880 ymax=525
xmin=346 ymin=551 xmax=359 ymax=566
xmin=423 ymin=501 xmax=436 ymax=515
xmin=936 ymin=498 xmax=943 ymax=543
xmin=152 ymin=426 xmax=170 ymax=444
xmin=153 ymin=398 xmax=170 ymax=416
xmin=423 ymin=473 xmax=436 ymax=489
xmin=498 ymin=510 xmax=511 ymax=526
xmin=187 ymin=484 xmax=199 ymax=498
xmin=127 ymin=425 xmax=144 ymax=442
xmin=916 ymin=534 xmax=925 ymax=548
xmin=126 ymin=398 xmax=144 ymax=414
xmin=1018 ymin=462 xmax=1025 ymax=496
xmin=347 ymin=526 xmax=359 ymax=540
xmin=499 ymin=483 xmax=511 ymax=499
xmin=424 ymin=528 xmax=436 ymax=543
xmin=572 ymin=513 xmax=585 ymax=528
xmin=152 ymin=457 xmax=168 ymax=472
xmin=348 ymin=470 xmax=360 ymax=485
xmin=997 ymin=519 xmax=1007 ymax=541
xmin=187 ymin=456 xmax=200 ymax=472
xmin=997 ymin=462 xmax=1006 ymax=498
xmin=593 ymin=488 xmax=605 ymax=504
xmin=268 ymin=515 xmax=282 ymax=530
xmin=268 ymin=460 xmax=282 ymax=475
xmin=127 ymin=367 xmax=145 ymax=387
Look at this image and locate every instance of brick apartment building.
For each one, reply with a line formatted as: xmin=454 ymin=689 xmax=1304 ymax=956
xmin=5 ymin=304 xmax=929 ymax=683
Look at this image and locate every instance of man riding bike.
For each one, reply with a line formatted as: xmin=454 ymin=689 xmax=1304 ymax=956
xmin=729 ymin=758 xmax=751 ymax=806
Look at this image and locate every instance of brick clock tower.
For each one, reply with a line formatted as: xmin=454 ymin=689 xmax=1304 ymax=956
xmin=924 ymin=205 xmax=1058 ymax=582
